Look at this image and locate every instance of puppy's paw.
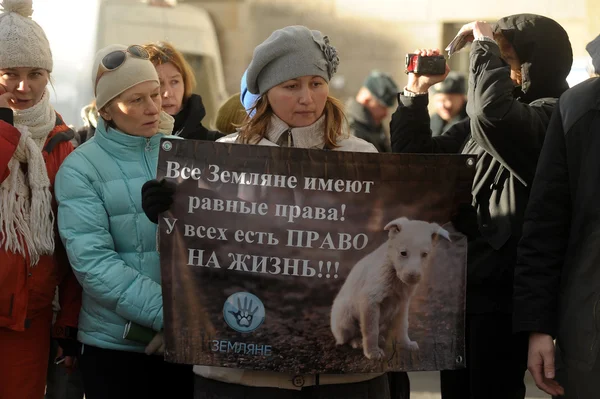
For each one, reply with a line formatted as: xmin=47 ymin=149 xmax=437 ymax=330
xmin=350 ymin=338 xmax=362 ymax=349
xmin=364 ymin=346 xmax=385 ymax=360
xmin=398 ymin=340 xmax=419 ymax=352
xmin=332 ymin=329 xmax=347 ymax=346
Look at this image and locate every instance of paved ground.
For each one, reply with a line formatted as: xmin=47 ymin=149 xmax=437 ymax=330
xmin=409 ymin=371 xmax=550 ymax=399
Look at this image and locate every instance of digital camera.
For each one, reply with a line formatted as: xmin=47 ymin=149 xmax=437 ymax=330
xmin=405 ymin=54 xmax=446 ymax=75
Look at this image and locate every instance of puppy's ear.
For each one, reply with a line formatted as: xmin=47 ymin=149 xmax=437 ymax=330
xmin=384 ymin=217 xmax=409 ymax=236
xmin=386 ymin=225 xmax=399 ymax=237
xmin=430 ymin=223 xmax=452 ymax=242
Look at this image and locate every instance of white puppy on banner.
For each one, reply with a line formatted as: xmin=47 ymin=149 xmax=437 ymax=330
xmin=330 ymin=217 xmax=451 ymax=360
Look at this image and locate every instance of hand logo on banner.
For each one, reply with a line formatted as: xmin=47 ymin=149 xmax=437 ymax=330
xmin=223 ymin=292 xmax=266 ymax=333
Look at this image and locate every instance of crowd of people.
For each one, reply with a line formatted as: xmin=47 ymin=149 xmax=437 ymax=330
xmin=1 ymin=0 xmax=600 ymax=398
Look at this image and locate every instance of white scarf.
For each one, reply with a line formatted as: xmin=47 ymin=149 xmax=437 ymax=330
xmin=0 ymin=89 xmax=56 ymax=265
xmin=158 ymin=110 xmax=174 ymax=135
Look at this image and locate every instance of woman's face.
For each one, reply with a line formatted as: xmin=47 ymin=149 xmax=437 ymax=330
xmin=155 ymin=62 xmax=185 ymax=116
xmin=495 ymin=33 xmax=522 ymax=86
xmin=267 ymin=75 xmax=329 ymax=127
xmin=99 ymin=81 xmax=162 ymax=138
xmin=0 ymin=67 xmax=49 ymax=110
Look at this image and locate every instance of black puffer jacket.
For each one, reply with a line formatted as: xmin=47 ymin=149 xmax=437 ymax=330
xmin=514 ymin=77 xmax=600 ymax=371
xmin=173 ymin=94 xmax=224 ymax=141
xmin=390 ymin=14 xmax=572 ymax=313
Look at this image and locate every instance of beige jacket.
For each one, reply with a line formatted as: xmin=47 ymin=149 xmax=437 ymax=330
xmin=193 ymin=115 xmax=381 ymax=389
xmin=218 ymin=114 xmax=378 ymax=152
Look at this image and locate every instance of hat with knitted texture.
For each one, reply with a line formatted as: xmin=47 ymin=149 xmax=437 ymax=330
xmin=92 ymin=44 xmax=159 ymax=110
xmin=246 ymin=25 xmax=340 ymax=95
xmin=0 ymin=0 xmax=53 ymax=71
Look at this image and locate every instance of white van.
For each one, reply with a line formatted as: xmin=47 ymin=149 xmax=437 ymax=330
xmin=35 ymin=0 xmax=228 ymax=128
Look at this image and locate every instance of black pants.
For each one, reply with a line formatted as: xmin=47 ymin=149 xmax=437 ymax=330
xmin=440 ymin=312 xmax=528 ymax=399
xmin=387 ymin=372 xmax=410 ymax=399
xmin=552 ymin=343 xmax=600 ymax=399
xmin=194 ymin=374 xmax=390 ymax=399
xmin=79 ymin=344 xmax=194 ymax=399
xmin=45 ymin=339 xmax=85 ymax=399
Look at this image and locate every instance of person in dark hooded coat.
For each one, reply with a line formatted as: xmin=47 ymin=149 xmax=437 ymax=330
xmin=389 ymin=14 xmax=573 ymax=399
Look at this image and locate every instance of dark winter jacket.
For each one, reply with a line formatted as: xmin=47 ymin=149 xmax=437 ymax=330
xmin=514 ymin=77 xmax=600 ymax=371
xmin=73 ymin=125 xmax=95 ymax=147
xmin=390 ymin=14 xmax=572 ymax=314
xmin=346 ymin=98 xmax=391 ymax=153
xmin=430 ymin=103 xmax=467 ymax=137
xmin=173 ymin=94 xmax=224 ymax=141
xmin=72 ymin=103 xmax=98 ymax=148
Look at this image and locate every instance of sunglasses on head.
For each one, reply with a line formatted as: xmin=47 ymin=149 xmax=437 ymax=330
xmin=94 ymin=45 xmax=150 ymax=95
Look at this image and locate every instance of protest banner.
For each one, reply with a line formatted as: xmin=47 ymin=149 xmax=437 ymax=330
xmin=157 ymin=139 xmax=475 ymax=374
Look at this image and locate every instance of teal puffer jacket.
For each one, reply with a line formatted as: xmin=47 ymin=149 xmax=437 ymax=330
xmin=55 ymin=121 xmax=170 ymax=352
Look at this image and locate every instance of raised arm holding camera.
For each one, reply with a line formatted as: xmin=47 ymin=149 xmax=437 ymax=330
xmin=390 ymin=14 xmax=573 ymax=399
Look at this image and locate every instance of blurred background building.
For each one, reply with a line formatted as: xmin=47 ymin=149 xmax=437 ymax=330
xmin=36 ymin=0 xmax=599 ymax=129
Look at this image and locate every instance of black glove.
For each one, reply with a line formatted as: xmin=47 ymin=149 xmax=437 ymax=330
xmin=141 ymin=179 xmax=176 ymax=224
xmin=451 ymin=203 xmax=480 ymax=240
xmin=56 ymin=338 xmax=81 ymax=357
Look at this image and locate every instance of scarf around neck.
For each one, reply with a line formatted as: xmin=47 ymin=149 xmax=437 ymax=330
xmin=0 ymin=89 xmax=56 ymax=265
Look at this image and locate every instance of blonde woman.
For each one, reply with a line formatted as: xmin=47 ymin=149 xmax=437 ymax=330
xmin=0 ymin=1 xmax=81 ymax=397
xmin=56 ymin=44 xmax=193 ymax=399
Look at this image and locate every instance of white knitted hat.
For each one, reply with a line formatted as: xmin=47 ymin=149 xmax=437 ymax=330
xmin=0 ymin=0 xmax=53 ymax=71
xmin=92 ymin=44 xmax=159 ymax=110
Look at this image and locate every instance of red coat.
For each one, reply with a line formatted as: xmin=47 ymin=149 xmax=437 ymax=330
xmin=0 ymin=113 xmax=81 ymax=337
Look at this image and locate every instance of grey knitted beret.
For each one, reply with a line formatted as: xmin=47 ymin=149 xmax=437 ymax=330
xmin=246 ymin=25 xmax=340 ymax=95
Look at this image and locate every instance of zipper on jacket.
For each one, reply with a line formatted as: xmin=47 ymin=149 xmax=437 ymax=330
xmin=287 ymin=129 xmax=293 ymax=147
xmin=143 ymin=138 xmax=153 ymax=178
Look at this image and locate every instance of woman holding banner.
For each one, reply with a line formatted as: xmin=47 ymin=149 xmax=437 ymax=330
xmin=141 ymin=25 xmax=410 ymax=399
xmin=54 ymin=44 xmax=193 ymax=399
